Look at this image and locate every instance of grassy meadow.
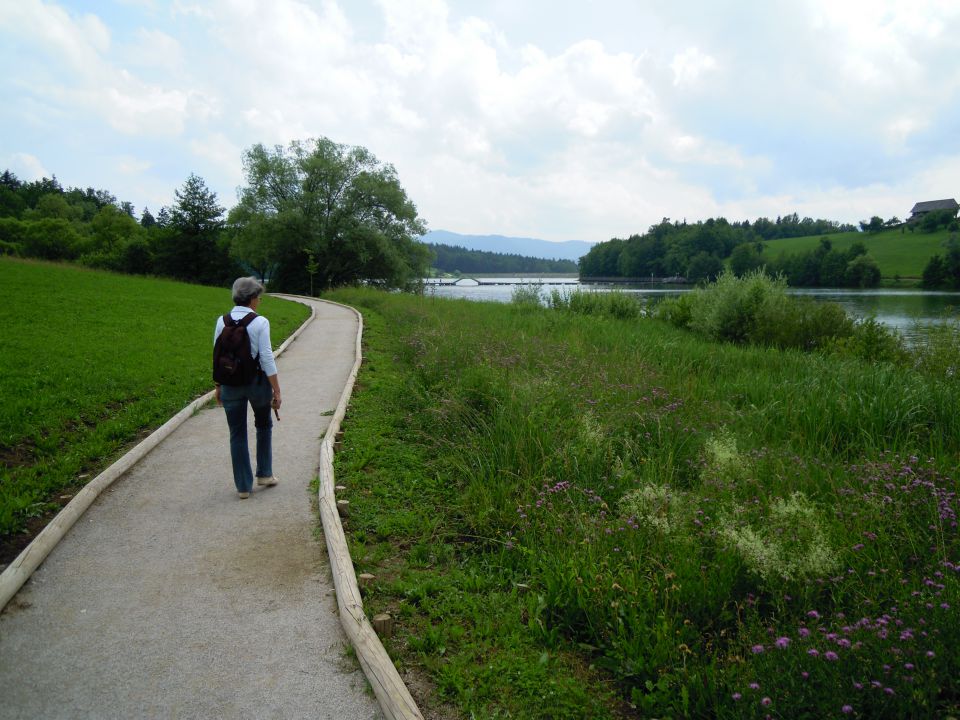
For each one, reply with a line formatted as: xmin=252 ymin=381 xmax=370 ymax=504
xmin=329 ymin=287 xmax=960 ymax=719
xmin=0 ymin=257 xmax=309 ymax=546
xmin=763 ymin=228 xmax=953 ymax=280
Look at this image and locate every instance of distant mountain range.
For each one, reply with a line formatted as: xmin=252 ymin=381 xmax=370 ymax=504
xmin=421 ymin=230 xmax=595 ymax=262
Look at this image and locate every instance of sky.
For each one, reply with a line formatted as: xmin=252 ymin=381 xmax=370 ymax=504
xmin=2 ymin=1 xmax=959 ymax=243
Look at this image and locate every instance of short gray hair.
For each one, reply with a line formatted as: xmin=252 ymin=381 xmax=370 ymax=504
xmin=232 ymin=276 xmax=264 ymax=305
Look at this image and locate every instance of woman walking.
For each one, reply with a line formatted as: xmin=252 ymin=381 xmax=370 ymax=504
xmin=213 ymin=277 xmax=282 ymax=498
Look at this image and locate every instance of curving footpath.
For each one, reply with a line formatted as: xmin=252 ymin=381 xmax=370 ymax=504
xmin=0 ymin=298 xmax=388 ymax=720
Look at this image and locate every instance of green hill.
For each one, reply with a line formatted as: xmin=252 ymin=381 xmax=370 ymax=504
xmin=763 ymin=227 xmax=954 ymax=279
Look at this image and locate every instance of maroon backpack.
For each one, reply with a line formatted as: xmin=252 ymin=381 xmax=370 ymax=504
xmin=213 ymin=312 xmax=261 ymax=385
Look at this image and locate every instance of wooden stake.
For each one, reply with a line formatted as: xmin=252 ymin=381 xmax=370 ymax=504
xmin=372 ymin=613 xmax=394 ymax=638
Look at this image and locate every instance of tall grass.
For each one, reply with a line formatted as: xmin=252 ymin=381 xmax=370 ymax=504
xmin=330 ymin=287 xmax=960 ymax=718
xmin=544 ymin=287 xmax=644 ymax=319
xmin=0 ymin=258 xmax=309 ymax=538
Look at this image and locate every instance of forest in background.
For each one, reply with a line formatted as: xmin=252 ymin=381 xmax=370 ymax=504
xmin=580 ymin=211 xmax=960 ymax=288
xmin=4 ymin=159 xmax=959 ymax=290
xmin=427 ymin=242 xmax=577 ymax=274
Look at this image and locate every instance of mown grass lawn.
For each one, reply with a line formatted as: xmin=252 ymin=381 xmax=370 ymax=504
xmin=763 ymin=228 xmax=952 ymax=279
xmin=0 ymin=257 xmax=309 ymax=548
xmin=329 ymin=287 xmax=960 ymax=719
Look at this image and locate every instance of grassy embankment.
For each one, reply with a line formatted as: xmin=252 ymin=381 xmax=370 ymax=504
xmin=328 ymin=286 xmax=959 ymax=719
xmin=0 ymin=257 xmax=309 ymax=554
xmin=763 ymin=228 xmax=953 ymax=283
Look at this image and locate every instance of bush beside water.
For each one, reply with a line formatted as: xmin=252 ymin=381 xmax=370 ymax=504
xmin=332 ymin=284 xmax=960 ymax=719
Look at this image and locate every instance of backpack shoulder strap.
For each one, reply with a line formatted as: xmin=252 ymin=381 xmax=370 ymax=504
xmin=238 ymin=312 xmax=258 ymax=327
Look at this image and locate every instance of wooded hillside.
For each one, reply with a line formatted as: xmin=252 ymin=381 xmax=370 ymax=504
xmin=428 ymin=243 xmax=577 ymax=274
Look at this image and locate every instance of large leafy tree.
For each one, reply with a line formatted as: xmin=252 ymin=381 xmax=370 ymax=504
xmin=230 ymin=137 xmax=430 ymax=292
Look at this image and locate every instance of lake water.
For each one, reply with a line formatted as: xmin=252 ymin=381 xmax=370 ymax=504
xmin=424 ymin=277 xmax=960 ymax=339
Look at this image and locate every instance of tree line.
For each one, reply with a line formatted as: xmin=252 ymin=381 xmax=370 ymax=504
xmin=578 ymin=214 xmax=889 ymax=287
xmin=429 ymin=243 xmax=577 ymax=274
xmin=0 ymin=137 xmax=431 ymax=293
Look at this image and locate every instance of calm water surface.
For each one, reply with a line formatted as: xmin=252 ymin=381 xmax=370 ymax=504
xmin=424 ymin=277 xmax=960 ymax=340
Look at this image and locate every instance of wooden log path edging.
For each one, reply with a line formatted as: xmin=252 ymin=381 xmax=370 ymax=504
xmin=308 ymin=296 xmax=425 ymax=720
xmin=0 ymin=296 xmax=317 ymax=611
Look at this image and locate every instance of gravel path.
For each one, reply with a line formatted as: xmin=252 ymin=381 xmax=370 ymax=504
xmin=0 ymin=298 xmax=383 ymax=720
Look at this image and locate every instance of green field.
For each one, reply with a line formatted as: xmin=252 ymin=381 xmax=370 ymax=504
xmin=763 ymin=227 xmax=953 ymax=279
xmin=0 ymin=258 xmax=310 ymax=542
xmin=329 ymin=287 xmax=960 ymax=719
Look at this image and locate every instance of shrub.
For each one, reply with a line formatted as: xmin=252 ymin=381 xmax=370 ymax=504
xmin=686 ymin=269 xmax=784 ymax=342
xmin=909 ymin=317 xmax=960 ymax=380
xmin=827 ymin=317 xmax=908 ymax=364
xmin=548 ymin=288 xmax=643 ymax=319
xmin=654 ymin=292 xmax=693 ymax=329
xmin=510 ymin=283 xmax=543 ymax=307
xmin=751 ymin=295 xmax=854 ymax=351
xmin=21 ymin=218 xmax=85 ymax=260
xmin=658 ymin=269 xmax=858 ymax=351
xmin=844 ymin=254 xmax=881 ymax=288
xmin=0 ymin=217 xmax=25 ymax=246
xmin=0 ymin=239 xmax=20 ymax=256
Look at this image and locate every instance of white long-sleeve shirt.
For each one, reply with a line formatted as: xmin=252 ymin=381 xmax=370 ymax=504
xmin=213 ymin=306 xmax=278 ymax=377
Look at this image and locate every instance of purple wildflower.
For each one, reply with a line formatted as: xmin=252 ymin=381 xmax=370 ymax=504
xmin=825 ymin=651 xmax=839 ymax=661
xmin=761 ymin=697 xmax=772 ymax=707
xmin=752 ymin=644 xmax=765 ymax=654
xmin=807 ymin=648 xmax=820 ymax=657
xmin=842 ymin=706 xmax=853 ymax=714
xmin=749 ymin=682 xmax=760 ymax=690
xmin=775 ymin=637 xmax=790 ymax=649
xmin=732 ymin=693 xmax=742 ymax=701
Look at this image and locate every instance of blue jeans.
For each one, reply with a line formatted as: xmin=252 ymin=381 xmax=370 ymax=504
xmin=220 ymin=377 xmax=273 ymax=492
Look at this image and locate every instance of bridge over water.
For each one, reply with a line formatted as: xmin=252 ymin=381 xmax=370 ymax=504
xmin=427 ymin=277 xmax=579 ymax=287
xmin=426 ymin=276 xmax=687 ymax=286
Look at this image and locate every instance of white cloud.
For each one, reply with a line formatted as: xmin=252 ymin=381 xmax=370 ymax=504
xmin=670 ymin=47 xmax=716 ymax=87
xmin=2 ymin=0 xmax=959 ymax=241
xmin=188 ymin=132 xmax=244 ymax=192
xmin=115 ymin=155 xmax=152 ymax=176
xmin=7 ymin=153 xmax=50 ymax=181
xmin=1 ymin=1 xmax=210 ymax=138
xmin=122 ymin=28 xmax=185 ymax=72
xmin=884 ymin=115 xmax=928 ymax=150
